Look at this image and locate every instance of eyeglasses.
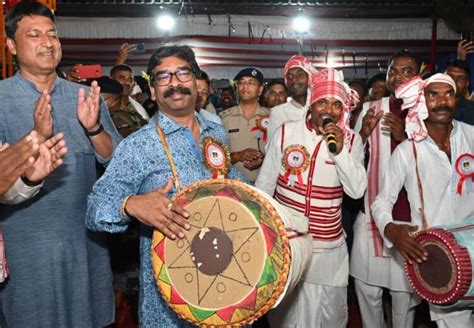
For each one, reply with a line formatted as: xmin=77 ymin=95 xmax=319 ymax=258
xmin=153 ymin=68 xmax=194 ymax=86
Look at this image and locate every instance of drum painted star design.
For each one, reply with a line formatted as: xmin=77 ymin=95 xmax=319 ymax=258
xmin=151 ymin=179 xmax=291 ymax=326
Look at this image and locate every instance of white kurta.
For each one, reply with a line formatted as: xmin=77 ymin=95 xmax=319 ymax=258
xmin=257 ymin=119 xmax=367 ymax=286
xmin=372 ymin=121 xmax=474 ymax=324
xmin=257 ymin=119 xmax=367 ymax=327
xmin=350 ymin=98 xmax=412 ymax=292
xmin=372 ymin=121 xmax=474 ymax=238
xmin=267 ymin=98 xmax=307 ymax=142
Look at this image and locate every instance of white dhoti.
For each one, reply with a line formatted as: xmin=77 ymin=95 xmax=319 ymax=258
xmin=430 ymin=305 xmax=474 ymax=328
xmin=350 ymin=212 xmax=418 ymax=328
xmin=268 ymin=282 xmax=347 ymax=328
xmin=354 ymin=278 xmax=417 ymax=328
xmin=269 ymin=241 xmax=348 ymax=328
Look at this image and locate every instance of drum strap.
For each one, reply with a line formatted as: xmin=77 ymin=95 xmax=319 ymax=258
xmin=412 ymin=141 xmax=429 ymax=230
xmin=156 ymin=125 xmax=182 ymax=191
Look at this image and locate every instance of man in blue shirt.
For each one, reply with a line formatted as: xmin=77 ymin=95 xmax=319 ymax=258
xmin=0 ymin=2 xmax=121 ymax=327
xmin=87 ymin=45 xmax=243 ymax=327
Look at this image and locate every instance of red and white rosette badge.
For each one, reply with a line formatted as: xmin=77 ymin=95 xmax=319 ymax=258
xmin=251 ymin=115 xmax=270 ymax=143
xmin=282 ymin=145 xmax=310 ymax=187
xmin=202 ymin=137 xmax=231 ymax=179
xmin=455 ymin=153 xmax=474 ymax=195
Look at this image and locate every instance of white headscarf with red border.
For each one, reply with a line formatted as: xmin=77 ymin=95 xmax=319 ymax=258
xmin=310 ymin=68 xmax=359 ymax=141
xmin=284 ymin=55 xmax=316 ymax=108
xmin=395 ymin=73 xmax=457 ymax=141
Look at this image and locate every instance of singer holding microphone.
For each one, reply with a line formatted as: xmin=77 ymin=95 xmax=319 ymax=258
xmin=256 ymin=68 xmax=367 ymax=327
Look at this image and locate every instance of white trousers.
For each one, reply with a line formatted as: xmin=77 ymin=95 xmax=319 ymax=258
xmin=430 ymin=304 xmax=474 ymax=328
xmin=354 ymin=278 xmax=416 ymax=328
xmin=268 ymin=282 xmax=347 ymax=328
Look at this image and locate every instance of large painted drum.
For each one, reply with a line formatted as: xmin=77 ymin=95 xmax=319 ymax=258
xmin=404 ymin=219 xmax=474 ymax=306
xmin=151 ymin=179 xmax=312 ymax=326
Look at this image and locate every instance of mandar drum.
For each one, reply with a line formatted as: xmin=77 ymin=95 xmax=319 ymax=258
xmin=404 ymin=219 xmax=474 ymax=306
xmin=151 ymin=179 xmax=312 ymax=326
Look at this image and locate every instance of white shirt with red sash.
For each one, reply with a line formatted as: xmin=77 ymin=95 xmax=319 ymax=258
xmin=256 ymin=118 xmax=367 ymax=286
xmin=350 ymin=98 xmax=413 ymax=292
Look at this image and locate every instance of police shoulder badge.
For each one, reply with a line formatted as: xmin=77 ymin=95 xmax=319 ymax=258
xmin=202 ymin=137 xmax=231 ymax=179
xmin=251 ymin=115 xmax=270 ymax=142
xmin=282 ymin=145 xmax=310 ymax=186
xmin=455 ymin=153 xmax=473 ymax=195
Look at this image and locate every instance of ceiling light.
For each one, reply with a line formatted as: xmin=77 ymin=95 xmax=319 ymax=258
xmin=292 ymin=16 xmax=310 ymax=33
xmin=156 ymin=14 xmax=175 ymax=31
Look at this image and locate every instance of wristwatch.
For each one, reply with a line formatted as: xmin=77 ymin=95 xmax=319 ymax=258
xmin=86 ymin=124 xmax=104 ymax=137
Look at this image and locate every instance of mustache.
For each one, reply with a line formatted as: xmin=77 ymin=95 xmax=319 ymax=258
xmin=289 ymin=83 xmax=305 ymax=89
xmin=163 ymin=86 xmax=192 ymax=98
xmin=432 ymin=105 xmax=453 ymax=112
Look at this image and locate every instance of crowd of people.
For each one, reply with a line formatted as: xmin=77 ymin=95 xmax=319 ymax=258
xmin=0 ymin=1 xmax=473 ymax=328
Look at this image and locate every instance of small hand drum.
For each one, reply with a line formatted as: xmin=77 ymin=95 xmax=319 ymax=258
xmin=151 ymin=179 xmax=292 ymax=326
xmin=404 ymin=221 xmax=474 ymax=306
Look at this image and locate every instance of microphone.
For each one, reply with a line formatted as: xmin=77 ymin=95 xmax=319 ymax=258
xmin=322 ymin=116 xmax=337 ymax=154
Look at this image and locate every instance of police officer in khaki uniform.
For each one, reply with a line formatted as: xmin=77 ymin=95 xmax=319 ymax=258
xmin=220 ymin=68 xmax=270 ymax=183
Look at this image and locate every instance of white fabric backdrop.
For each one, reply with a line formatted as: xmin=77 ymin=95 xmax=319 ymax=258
xmin=56 ymin=15 xmax=459 ymax=41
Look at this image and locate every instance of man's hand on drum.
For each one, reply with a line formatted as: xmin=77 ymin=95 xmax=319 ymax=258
xmin=125 ymin=177 xmax=190 ymax=240
xmin=384 ymin=223 xmax=428 ymax=264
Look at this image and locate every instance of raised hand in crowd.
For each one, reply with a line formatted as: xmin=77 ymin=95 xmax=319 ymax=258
xmin=115 ymin=43 xmax=137 ymax=65
xmin=124 ymin=178 xmax=191 ymax=240
xmin=77 ymin=80 xmax=102 ymax=131
xmin=359 ymin=107 xmax=384 ymax=143
xmin=457 ymin=39 xmax=474 ymax=60
xmin=34 ymin=90 xmax=53 ymax=142
xmin=77 ymin=80 xmax=115 ymax=158
xmin=0 ymin=132 xmax=40 ymax=194
xmin=384 ymin=223 xmax=428 ymax=265
xmin=23 ymin=133 xmax=68 ymax=184
xmin=66 ymin=65 xmax=87 ymax=83
xmin=381 ymin=112 xmax=407 ymax=142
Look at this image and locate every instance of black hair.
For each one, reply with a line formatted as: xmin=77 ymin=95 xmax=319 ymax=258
xmin=110 ymin=64 xmax=133 ymax=76
xmin=365 ymin=72 xmax=386 ymax=89
xmin=197 ymin=70 xmax=210 ymax=86
xmin=265 ymin=80 xmax=287 ymax=93
xmin=134 ymin=75 xmax=150 ymax=95
xmin=220 ymin=86 xmax=235 ymax=96
xmin=147 ymin=45 xmax=202 ymax=83
xmin=388 ymin=49 xmax=422 ymax=72
xmin=5 ymin=1 xmax=55 ymax=39
xmin=94 ymin=77 xmax=124 ymax=95
xmin=421 ymin=71 xmax=437 ymax=80
xmin=446 ymin=59 xmax=471 ymax=78
xmin=348 ymin=80 xmax=367 ymax=92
